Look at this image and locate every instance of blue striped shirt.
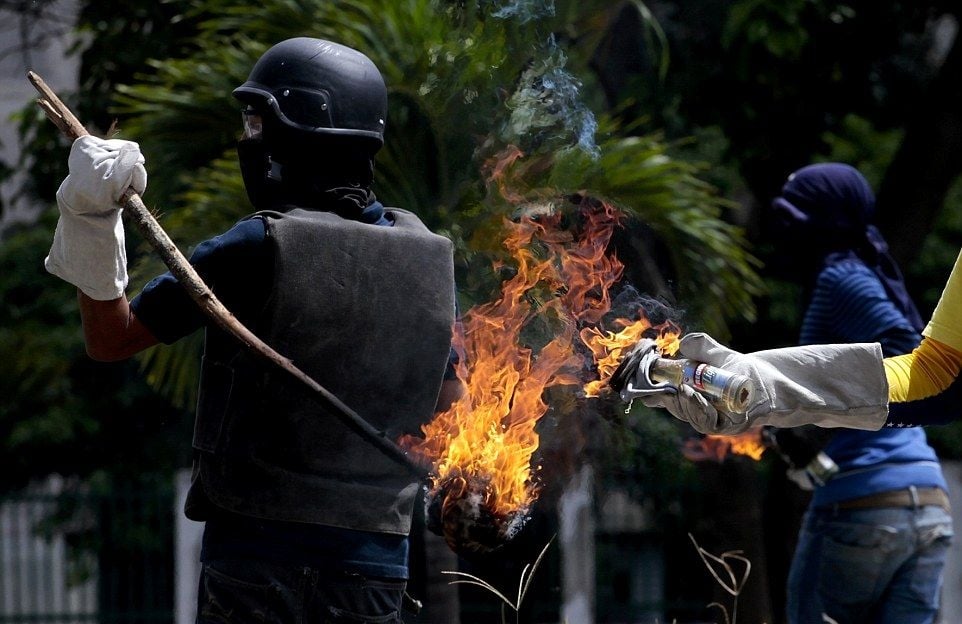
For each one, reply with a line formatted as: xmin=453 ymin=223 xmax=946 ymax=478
xmin=800 ymin=260 xmax=947 ymax=507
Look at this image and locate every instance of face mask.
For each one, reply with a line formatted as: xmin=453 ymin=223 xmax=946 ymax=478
xmin=237 ymin=138 xmax=279 ymax=210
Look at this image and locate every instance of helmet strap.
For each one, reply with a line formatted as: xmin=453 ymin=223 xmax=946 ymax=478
xmin=268 ymin=159 xmax=284 ymax=182
xmin=237 ymin=137 xmax=281 ymax=210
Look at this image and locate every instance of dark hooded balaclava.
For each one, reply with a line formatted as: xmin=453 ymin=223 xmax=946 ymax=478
xmin=770 ymin=162 xmax=924 ymax=331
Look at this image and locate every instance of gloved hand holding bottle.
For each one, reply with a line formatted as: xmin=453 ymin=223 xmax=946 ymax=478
xmin=617 ymin=337 xmax=757 ymax=433
xmin=631 ymin=247 xmax=962 ymax=433
xmin=629 ymin=333 xmax=889 ymax=435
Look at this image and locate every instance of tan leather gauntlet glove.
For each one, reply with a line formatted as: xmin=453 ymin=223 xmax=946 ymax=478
xmin=640 ymin=333 xmax=889 ymax=435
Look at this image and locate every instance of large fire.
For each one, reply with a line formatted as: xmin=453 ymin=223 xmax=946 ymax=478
xmin=402 ymin=214 xmax=582 ymax=553
xmin=401 ymin=146 xmax=660 ymax=552
xmin=400 ymin=147 xmax=753 ymax=555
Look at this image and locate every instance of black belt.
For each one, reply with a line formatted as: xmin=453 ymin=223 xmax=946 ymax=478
xmin=834 ymin=486 xmax=950 ymax=512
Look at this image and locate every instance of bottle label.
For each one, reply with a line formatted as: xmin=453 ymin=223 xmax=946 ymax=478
xmin=683 ymin=362 xmax=715 ymax=390
xmin=682 ymin=362 xmax=736 ymax=399
xmin=676 ymin=359 xmax=754 ymax=414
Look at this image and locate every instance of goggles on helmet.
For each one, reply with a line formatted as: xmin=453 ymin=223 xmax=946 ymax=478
xmin=242 ymin=107 xmax=264 ymax=140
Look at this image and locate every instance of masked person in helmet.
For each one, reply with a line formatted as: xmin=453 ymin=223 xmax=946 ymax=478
xmin=44 ymin=38 xmax=461 ymax=622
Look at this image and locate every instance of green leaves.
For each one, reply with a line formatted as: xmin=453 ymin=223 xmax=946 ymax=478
xmin=0 ymin=218 xmax=188 ymax=491
xmin=10 ymin=0 xmax=762 ymax=440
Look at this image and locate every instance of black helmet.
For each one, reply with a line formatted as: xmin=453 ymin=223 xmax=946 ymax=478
xmin=233 ymin=37 xmax=387 ymax=147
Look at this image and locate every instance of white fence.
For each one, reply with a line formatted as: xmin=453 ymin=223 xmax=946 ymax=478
xmin=0 ymin=478 xmax=97 ymax=623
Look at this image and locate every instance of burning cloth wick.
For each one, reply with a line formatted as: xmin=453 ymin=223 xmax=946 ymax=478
xmin=403 ymin=196 xmax=629 ymax=555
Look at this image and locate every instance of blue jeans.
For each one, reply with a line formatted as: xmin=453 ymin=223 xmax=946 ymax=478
xmin=787 ymin=503 xmax=953 ymax=624
xmin=197 ymin=558 xmax=407 ymax=623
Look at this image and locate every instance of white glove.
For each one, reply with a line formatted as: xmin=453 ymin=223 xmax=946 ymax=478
xmin=640 ymin=333 xmax=889 ymax=434
xmin=619 ymin=337 xmax=751 ymax=432
xmin=44 ymin=136 xmax=147 ymax=300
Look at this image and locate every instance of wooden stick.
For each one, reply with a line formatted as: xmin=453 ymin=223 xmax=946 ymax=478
xmin=27 ymin=71 xmax=426 ymax=477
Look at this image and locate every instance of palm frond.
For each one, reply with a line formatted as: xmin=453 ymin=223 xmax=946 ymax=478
xmin=111 ymin=0 xmax=761 ymax=403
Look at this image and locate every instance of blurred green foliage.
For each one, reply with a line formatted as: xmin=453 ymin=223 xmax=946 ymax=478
xmin=2 ymin=3 xmax=961 ymax=618
xmin=0 ymin=215 xmax=189 ymax=492
xmin=4 ymin=0 xmax=962 ymax=502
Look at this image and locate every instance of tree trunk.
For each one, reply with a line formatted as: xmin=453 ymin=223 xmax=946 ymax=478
xmin=877 ymin=15 xmax=962 ymax=267
xmin=559 ymin=464 xmax=596 ymax=624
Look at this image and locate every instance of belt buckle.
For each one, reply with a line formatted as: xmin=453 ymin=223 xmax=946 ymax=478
xmin=908 ymin=485 xmax=920 ymax=508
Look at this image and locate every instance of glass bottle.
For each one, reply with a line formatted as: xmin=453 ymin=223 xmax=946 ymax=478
xmin=649 ymin=357 xmax=755 ymax=415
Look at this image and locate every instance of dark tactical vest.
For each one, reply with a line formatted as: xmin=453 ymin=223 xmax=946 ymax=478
xmin=186 ymin=207 xmax=455 ymax=534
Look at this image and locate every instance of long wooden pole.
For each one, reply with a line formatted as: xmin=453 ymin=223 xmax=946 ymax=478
xmin=28 ymin=71 xmax=426 ymax=477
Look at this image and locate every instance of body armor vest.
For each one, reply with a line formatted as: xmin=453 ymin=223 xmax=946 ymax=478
xmin=186 ymin=208 xmax=455 ymax=534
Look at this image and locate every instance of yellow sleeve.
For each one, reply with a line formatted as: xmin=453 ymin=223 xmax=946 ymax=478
xmin=923 ymin=249 xmax=962 ymax=351
xmin=884 ymin=249 xmax=962 ymax=402
xmin=884 ymin=338 xmax=962 ymax=402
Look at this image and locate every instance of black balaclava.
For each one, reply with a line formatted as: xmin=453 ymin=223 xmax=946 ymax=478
xmin=237 ymin=115 xmax=378 ymax=218
xmin=771 ymin=162 xmax=924 ymax=331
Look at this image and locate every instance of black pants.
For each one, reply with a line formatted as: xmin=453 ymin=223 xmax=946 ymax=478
xmin=197 ymin=557 xmax=406 ymax=623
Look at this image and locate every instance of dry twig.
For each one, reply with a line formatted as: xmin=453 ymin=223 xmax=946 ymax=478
xmin=442 ymin=535 xmax=555 ymax=624
xmin=689 ymin=532 xmax=752 ymax=624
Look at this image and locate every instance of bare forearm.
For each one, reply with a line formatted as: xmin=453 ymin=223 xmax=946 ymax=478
xmin=78 ymin=290 xmax=158 ymax=361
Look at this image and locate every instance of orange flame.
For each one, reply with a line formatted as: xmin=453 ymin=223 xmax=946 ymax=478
xmin=405 ymin=146 xmax=729 ymax=527
xmin=682 ymin=430 xmax=768 ymax=462
xmin=481 ymin=145 xmax=527 ymax=204
xmin=402 ymin=190 xmax=630 ymax=517
xmin=580 ymin=319 xmax=681 ymax=397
